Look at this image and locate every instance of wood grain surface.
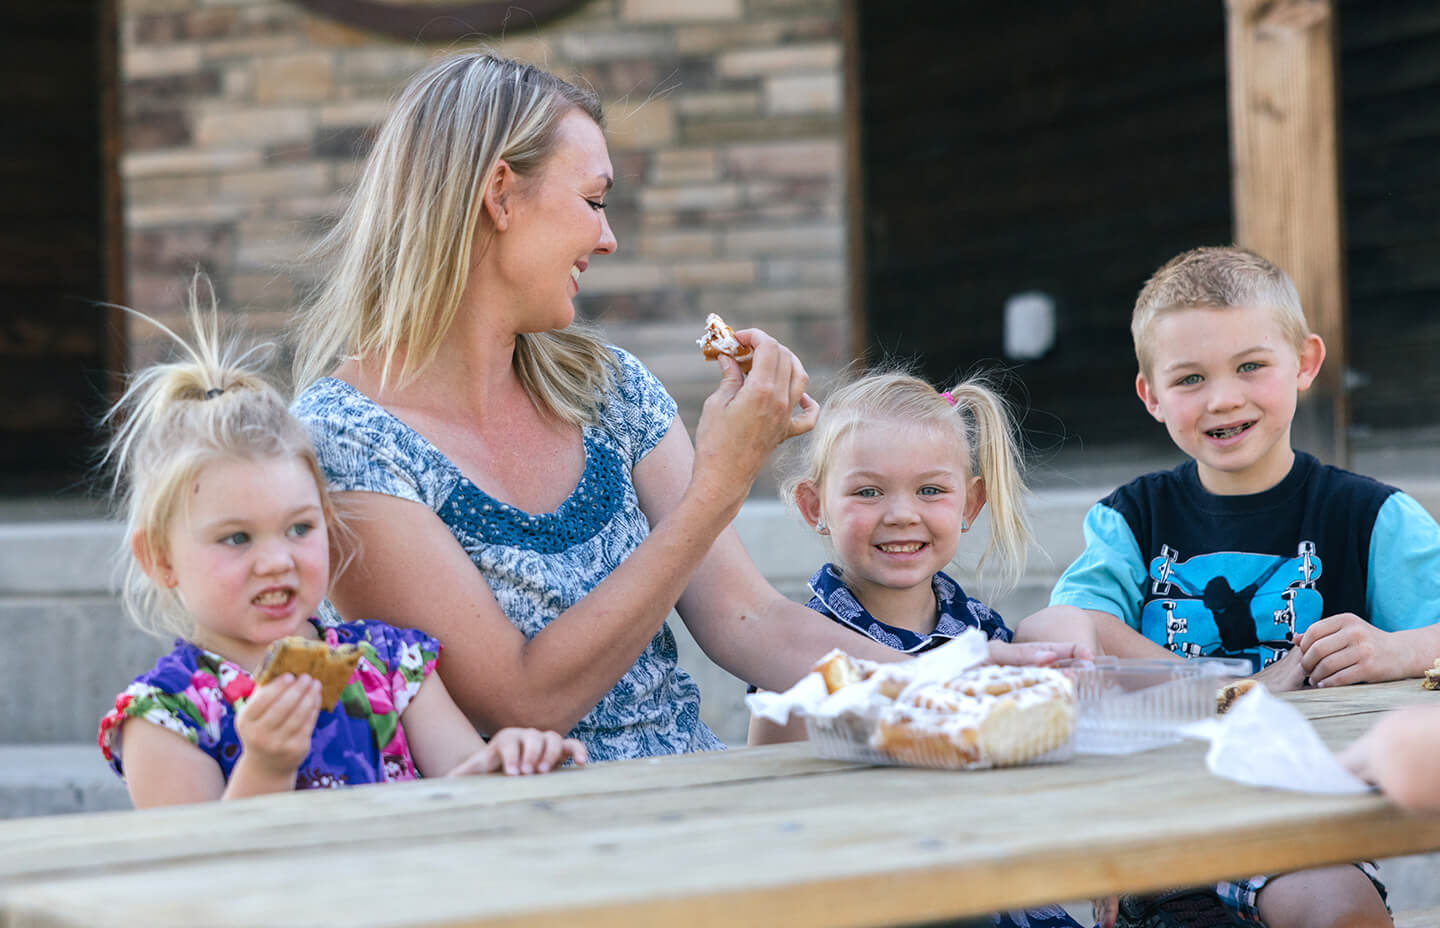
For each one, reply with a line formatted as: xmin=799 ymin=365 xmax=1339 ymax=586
xmin=2 ymin=681 xmax=1436 ymax=928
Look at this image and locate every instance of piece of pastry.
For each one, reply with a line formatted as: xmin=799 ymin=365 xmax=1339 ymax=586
xmin=253 ymin=636 xmax=362 ymax=710
xmin=696 ymin=313 xmax=754 ymax=373
xmin=1423 ymin=660 xmax=1440 ymax=691
xmin=810 ymin=649 xmax=911 ymax=699
xmin=871 ymin=665 xmax=1076 ymax=769
xmin=1216 ymin=678 xmax=1257 ymax=714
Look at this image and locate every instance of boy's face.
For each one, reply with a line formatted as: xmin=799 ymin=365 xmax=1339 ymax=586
xmin=1135 ymin=304 xmax=1325 ymax=495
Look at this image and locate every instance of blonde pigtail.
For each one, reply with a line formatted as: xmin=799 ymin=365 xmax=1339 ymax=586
xmin=946 ymin=381 xmax=1033 ymax=594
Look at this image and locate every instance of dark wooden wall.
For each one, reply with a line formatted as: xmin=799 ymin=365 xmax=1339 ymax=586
xmin=1339 ymin=0 xmax=1440 ymax=434
xmin=0 ymin=2 xmax=118 ymax=493
xmin=857 ymin=0 xmax=1440 ymax=455
xmin=857 ymin=0 xmax=1233 ymax=454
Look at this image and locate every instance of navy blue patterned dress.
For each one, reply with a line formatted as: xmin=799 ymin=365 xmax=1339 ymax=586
xmin=293 ymin=348 xmax=724 ymax=762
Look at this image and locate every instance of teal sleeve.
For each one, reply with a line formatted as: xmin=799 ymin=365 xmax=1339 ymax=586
xmin=1366 ymin=492 xmax=1440 ymax=632
xmin=1048 ymin=502 xmax=1148 ymax=630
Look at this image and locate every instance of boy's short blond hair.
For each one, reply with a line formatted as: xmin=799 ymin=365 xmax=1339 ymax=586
xmin=1132 ymin=246 xmax=1311 ymax=380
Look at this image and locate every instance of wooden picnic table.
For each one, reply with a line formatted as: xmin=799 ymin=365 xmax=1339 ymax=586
xmin=1 ymin=680 xmax=1437 ymax=928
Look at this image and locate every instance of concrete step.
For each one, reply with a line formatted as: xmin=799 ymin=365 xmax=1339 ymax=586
xmin=0 ymin=744 xmax=131 ymax=819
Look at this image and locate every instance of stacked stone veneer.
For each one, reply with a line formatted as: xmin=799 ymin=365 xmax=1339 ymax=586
xmin=120 ymin=0 xmax=850 ymax=456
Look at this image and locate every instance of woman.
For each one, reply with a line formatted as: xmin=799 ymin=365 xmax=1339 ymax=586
xmin=292 ymin=52 xmax=1080 ymax=761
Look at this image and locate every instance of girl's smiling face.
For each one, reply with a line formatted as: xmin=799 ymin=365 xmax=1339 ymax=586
xmin=149 ymin=454 xmax=331 ymax=668
xmin=798 ymin=421 xmax=985 ymax=625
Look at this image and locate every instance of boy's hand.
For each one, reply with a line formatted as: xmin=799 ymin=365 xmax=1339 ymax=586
xmin=1297 ymin=614 xmax=1407 ymax=687
xmin=235 ymin=673 xmax=321 ymax=774
xmin=1252 ymin=645 xmax=1308 ymax=692
xmin=446 ymin=728 xmax=589 ymax=777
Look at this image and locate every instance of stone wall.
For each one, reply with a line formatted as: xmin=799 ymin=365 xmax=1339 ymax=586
xmin=119 ymin=0 xmax=851 ymax=464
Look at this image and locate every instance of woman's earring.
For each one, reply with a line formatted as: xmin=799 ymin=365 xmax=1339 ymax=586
xmin=815 ymin=520 xmax=829 ymax=535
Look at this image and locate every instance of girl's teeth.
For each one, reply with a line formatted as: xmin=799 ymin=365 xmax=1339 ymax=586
xmin=879 ymin=543 xmax=923 ymax=553
xmin=570 ymin=266 xmax=581 ymax=283
xmin=255 ymin=590 xmax=291 ymax=605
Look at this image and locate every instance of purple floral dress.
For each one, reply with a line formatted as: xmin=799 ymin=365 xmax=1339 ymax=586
xmin=99 ymin=618 xmax=439 ymax=788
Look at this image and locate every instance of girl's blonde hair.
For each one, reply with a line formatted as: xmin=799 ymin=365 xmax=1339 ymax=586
xmin=783 ymin=369 xmax=1033 ymax=593
xmin=104 ymin=279 xmax=341 ymax=640
xmin=293 ymin=51 xmax=617 ymax=424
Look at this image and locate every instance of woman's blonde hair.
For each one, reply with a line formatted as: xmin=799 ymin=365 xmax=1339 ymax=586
xmin=783 ymin=369 xmax=1033 ymax=594
xmin=104 ymin=279 xmax=342 ymax=640
xmin=293 ymin=51 xmax=618 ymax=424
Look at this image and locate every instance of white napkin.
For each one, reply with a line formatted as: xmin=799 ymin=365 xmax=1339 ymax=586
xmin=1181 ymin=683 xmax=1372 ymax=794
xmin=745 ymin=628 xmax=991 ymax=725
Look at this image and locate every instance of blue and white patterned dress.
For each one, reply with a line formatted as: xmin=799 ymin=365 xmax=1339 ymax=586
xmin=292 ymin=347 xmax=725 ymax=762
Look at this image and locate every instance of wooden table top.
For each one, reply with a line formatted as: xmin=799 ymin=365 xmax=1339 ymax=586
xmin=2 ymin=680 xmax=1438 ymax=928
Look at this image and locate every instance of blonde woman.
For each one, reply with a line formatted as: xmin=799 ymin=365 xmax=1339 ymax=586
xmin=292 ymin=53 xmax=1083 ymax=761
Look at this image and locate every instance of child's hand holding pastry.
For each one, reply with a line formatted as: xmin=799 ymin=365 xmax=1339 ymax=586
xmin=446 ymin=727 xmax=589 ymax=777
xmin=228 ymin=674 xmax=323 ymax=796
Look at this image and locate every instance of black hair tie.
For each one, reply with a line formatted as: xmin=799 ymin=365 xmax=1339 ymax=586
xmin=204 ymin=387 xmax=224 ymax=400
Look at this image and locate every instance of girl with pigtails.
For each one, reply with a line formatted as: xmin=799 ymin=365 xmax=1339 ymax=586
xmin=747 ymin=369 xmax=1083 ymax=928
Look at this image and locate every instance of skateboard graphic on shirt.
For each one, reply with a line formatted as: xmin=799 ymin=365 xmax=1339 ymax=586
xmin=1140 ymin=541 xmax=1322 ymax=671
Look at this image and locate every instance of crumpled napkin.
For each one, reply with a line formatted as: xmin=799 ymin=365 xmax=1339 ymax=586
xmin=1180 ymin=683 xmax=1372 ymax=794
xmin=745 ymin=628 xmax=991 ymax=725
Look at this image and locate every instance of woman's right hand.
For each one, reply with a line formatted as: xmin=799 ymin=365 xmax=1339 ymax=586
xmin=235 ymin=673 xmax=321 ymax=776
xmin=691 ymin=327 xmax=817 ymax=507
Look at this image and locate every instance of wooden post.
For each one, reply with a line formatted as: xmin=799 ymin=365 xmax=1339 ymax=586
xmin=1225 ymin=0 xmax=1349 ymax=465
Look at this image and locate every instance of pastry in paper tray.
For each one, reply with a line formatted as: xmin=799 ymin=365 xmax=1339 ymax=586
xmin=873 ymin=665 xmax=1077 ymax=768
xmin=747 ymin=632 xmax=1077 ymax=770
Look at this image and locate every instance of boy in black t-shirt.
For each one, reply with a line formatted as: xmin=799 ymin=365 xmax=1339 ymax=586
xmin=1018 ymin=246 xmax=1440 ymax=928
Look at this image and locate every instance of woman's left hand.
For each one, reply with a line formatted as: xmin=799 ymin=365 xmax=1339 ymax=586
xmin=986 ymin=640 xmax=1094 ymax=665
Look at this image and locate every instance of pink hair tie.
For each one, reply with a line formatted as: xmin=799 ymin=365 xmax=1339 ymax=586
xmin=940 ymin=390 xmax=957 ymax=406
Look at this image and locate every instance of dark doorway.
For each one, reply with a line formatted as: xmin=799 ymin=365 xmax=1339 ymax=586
xmin=1338 ymin=0 xmax=1440 ymax=437
xmin=853 ymin=1 xmax=1235 ymax=454
xmin=0 ymin=1 xmax=124 ymax=495
xmin=852 ymin=1 xmax=1440 ymax=462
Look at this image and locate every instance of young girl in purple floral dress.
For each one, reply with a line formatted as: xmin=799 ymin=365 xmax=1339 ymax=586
xmin=97 ymin=289 xmax=585 ymax=807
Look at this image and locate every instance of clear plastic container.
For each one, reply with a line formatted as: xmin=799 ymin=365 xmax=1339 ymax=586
xmin=1057 ymin=656 xmax=1252 ymax=755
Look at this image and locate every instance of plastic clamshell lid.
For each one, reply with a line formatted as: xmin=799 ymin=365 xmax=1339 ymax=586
xmin=1055 ymin=656 xmax=1253 ymax=755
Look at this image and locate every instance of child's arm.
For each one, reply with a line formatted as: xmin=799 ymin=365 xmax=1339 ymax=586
xmin=1014 ymin=605 xmax=1179 ymax=661
xmin=1337 ymin=705 xmax=1440 ymax=811
xmin=119 ymin=673 xmax=320 ymax=807
xmin=402 ymin=671 xmax=587 ymax=776
xmin=747 ymin=712 xmax=809 ymax=746
xmin=119 ymin=719 xmax=228 ymax=807
xmin=1299 ymin=491 xmax=1440 ymax=686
